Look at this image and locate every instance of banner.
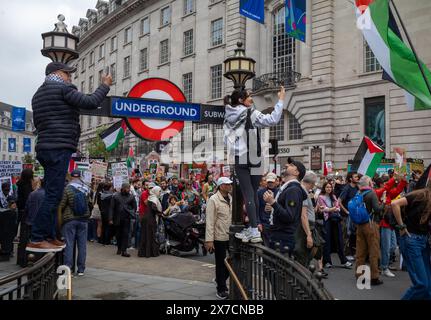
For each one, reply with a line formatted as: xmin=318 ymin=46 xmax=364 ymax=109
xmin=0 ymin=161 xmax=22 ymax=177
xmin=240 ymin=0 xmax=265 ymax=24
xmin=23 ymin=138 xmax=31 ymax=153
xmin=285 ymin=0 xmax=307 ymax=43
xmin=90 ymin=161 xmax=108 ymax=180
xmin=8 ymin=138 xmax=16 ymax=152
xmin=12 ymin=107 xmax=26 ymax=131
xmin=111 ymin=162 xmax=129 ymax=189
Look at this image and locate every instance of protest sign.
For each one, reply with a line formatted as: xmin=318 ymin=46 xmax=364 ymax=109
xmin=0 ymin=161 xmax=22 ymax=177
xmin=91 ymin=161 xmax=108 ymax=179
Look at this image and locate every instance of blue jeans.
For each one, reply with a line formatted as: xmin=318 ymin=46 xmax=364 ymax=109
xmin=380 ymin=227 xmax=392 ymax=269
xmin=399 ymin=233 xmax=431 ymax=300
xmin=62 ymin=220 xmax=88 ymax=273
xmin=31 ymin=149 xmax=73 ymax=242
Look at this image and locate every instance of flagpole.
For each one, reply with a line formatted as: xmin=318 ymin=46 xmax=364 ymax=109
xmin=389 ymin=0 xmax=431 ymax=97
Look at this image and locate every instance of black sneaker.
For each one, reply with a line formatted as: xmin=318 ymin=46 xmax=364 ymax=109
xmin=121 ymin=252 xmax=131 ymax=257
xmin=371 ymin=279 xmax=384 ymax=286
xmin=216 ymin=291 xmax=228 ymax=300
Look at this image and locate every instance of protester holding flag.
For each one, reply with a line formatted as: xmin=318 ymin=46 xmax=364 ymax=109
xmin=224 ymin=86 xmax=285 ymax=243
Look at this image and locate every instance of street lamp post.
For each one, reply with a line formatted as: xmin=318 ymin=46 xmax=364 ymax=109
xmin=41 ymin=14 xmax=79 ymax=64
xmin=223 ymin=42 xmax=256 ymax=299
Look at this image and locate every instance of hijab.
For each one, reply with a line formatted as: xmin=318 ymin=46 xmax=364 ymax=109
xmin=148 ymin=186 xmax=162 ymax=212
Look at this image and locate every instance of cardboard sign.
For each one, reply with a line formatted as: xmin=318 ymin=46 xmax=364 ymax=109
xmin=113 ymin=175 xmax=123 ymax=191
xmin=91 ymin=161 xmax=108 ymax=179
xmin=0 ymin=161 xmax=22 ymax=177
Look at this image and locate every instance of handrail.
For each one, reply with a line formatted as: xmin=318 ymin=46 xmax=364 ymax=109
xmin=0 ymin=253 xmax=55 ymax=286
xmin=224 ymin=257 xmax=249 ymax=300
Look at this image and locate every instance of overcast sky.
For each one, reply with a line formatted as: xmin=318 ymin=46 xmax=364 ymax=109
xmin=0 ymin=0 xmax=93 ymax=110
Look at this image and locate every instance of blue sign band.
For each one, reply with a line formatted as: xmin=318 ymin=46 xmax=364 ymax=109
xmin=111 ymin=98 xmax=201 ymax=122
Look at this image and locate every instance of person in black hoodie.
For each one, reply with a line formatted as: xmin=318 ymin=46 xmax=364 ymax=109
xmin=99 ymin=182 xmax=114 ymax=245
xmin=263 ymin=158 xmax=307 ymax=256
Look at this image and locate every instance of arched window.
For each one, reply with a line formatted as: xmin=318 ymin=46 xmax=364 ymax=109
xmin=273 ymin=6 xmax=296 ymax=73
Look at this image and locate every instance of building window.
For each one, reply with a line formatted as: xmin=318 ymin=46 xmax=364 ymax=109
xmin=161 ymin=7 xmax=171 ymax=26
xmin=89 ymin=51 xmax=95 ymax=65
xmin=160 ymin=40 xmax=169 ymax=64
xmin=273 ymin=6 xmax=296 ymax=73
xmin=184 ymin=0 xmax=194 ymax=15
xmin=270 ymin=113 xmax=285 ymax=141
xmin=98 ymin=69 xmax=103 ymax=84
xmin=81 ymin=81 xmax=85 ymax=93
xmin=182 ymin=73 xmax=193 ymax=101
xmin=141 ymin=17 xmax=150 ymax=35
xmin=210 ymin=64 xmax=222 ymax=99
xmin=364 ymin=41 xmax=382 ymax=73
xmin=110 ymin=63 xmax=116 ymax=82
xmin=364 ymin=96 xmax=385 ymax=147
xmin=111 ymin=36 xmax=117 ymax=52
xmin=211 ymin=18 xmax=223 ymax=47
xmin=99 ymin=43 xmax=105 ymax=59
xmin=87 ymin=115 xmax=93 ymax=129
xmin=89 ymin=76 xmax=94 ymax=92
xmin=183 ymin=29 xmax=194 ymax=56
xmin=124 ymin=27 xmax=132 ymax=44
xmin=288 ymin=113 xmax=302 ymax=140
xmin=124 ymin=56 xmax=131 ymax=78
xmin=81 ymin=58 xmax=86 ymax=71
xmin=139 ymin=48 xmax=148 ymax=71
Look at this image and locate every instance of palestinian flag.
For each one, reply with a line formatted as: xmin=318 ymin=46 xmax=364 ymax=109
xmin=99 ymin=120 xmax=127 ymax=151
xmin=126 ymin=147 xmax=135 ymax=171
xmin=355 ymin=0 xmax=431 ymax=110
xmin=351 ymin=137 xmax=385 ymax=177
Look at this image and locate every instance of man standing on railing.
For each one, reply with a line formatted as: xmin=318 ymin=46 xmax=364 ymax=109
xmin=205 ymin=177 xmax=233 ymax=300
xmin=263 ymin=158 xmax=307 ymax=256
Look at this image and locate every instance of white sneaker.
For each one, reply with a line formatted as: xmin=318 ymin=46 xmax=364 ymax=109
xmin=346 ymin=255 xmax=355 ymax=262
xmin=324 ymin=263 xmax=332 ymax=269
xmin=342 ymin=261 xmax=353 ymax=269
xmin=235 ymin=227 xmax=251 ymax=240
xmin=77 ymin=272 xmax=84 ymax=276
xmin=242 ymin=229 xmax=263 ymax=243
xmin=383 ymin=269 xmax=395 ymax=277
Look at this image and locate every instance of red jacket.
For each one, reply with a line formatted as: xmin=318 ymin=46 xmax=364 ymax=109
xmin=375 ymin=178 xmax=407 ymax=228
xmin=138 ymin=189 xmax=149 ymax=217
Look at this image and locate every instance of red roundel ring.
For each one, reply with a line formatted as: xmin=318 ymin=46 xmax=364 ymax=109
xmin=126 ymin=78 xmax=186 ymax=141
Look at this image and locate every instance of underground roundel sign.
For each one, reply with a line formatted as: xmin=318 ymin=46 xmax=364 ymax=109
xmin=126 ymin=78 xmax=187 ymax=141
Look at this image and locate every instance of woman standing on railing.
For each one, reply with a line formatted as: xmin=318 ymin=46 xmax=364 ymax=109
xmin=224 ymin=86 xmax=285 ymax=244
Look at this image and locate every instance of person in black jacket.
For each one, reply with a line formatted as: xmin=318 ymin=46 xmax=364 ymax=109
xmin=109 ymin=183 xmax=137 ymax=257
xmin=27 ymin=62 xmax=112 ymax=252
xmin=263 ymin=158 xmax=307 ymax=256
xmin=99 ymin=182 xmax=114 ymax=245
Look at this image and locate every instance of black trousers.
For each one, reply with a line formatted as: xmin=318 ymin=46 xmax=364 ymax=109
xmin=116 ymin=219 xmax=131 ymax=253
xmin=214 ymin=240 xmax=230 ymax=293
xmin=0 ymin=209 xmax=16 ymax=257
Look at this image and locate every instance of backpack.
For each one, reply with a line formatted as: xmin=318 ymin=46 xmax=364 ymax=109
xmin=70 ymin=186 xmax=88 ymax=217
xmin=347 ymin=190 xmax=372 ymax=225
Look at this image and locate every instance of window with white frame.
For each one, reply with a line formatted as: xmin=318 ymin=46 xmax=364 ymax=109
xmin=124 ymin=56 xmax=131 ymax=78
xmin=184 ymin=0 xmax=194 ymax=15
xmin=270 ymin=113 xmax=285 ymax=141
xmin=183 ymin=29 xmax=194 ymax=56
xmin=89 ymin=51 xmax=95 ymax=65
xmin=141 ymin=17 xmax=150 ymax=35
xmin=124 ymin=27 xmax=132 ymax=44
xmin=81 ymin=58 xmax=86 ymax=71
xmin=210 ymin=64 xmax=222 ymax=99
xmin=98 ymin=69 xmax=103 ymax=84
xmin=182 ymin=122 xmax=193 ymax=152
xmin=139 ymin=48 xmax=148 ymax=71
xmin=211 ymin=18 xmax=223 ymax=47
xmin=161 ymin=7 xmax=171 ymax=26
xmin=160 ymin=40 xmax=169 ymax=64
xmin=110 ymin=63 xmax=116 ymax=82
xmin=111 ymin=36 xmax=117 ymax=52
xmin=364 ymin=41 xmax=382 ymax=73
xmin=288 ymin=113 xmax=302 ymax=140
xmin=99 ymin=43 xmax=105 ymax=59
xmin=88 ymin=76 xmax=94 ymax=92
xmin=273 ymin=6 xmax=296 ymax=73
xmin=182 ymin=73 xmax=193 ymax=101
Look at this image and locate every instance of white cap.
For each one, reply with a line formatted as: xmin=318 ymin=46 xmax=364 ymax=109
xmin=217 ymin=177 xmax=233 ymax=187
xmin=266 ymin=172 xmax=277 ymax=182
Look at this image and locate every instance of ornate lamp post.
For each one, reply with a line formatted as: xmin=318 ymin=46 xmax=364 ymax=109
xmin=223 ymin=42 xmax=256 ymax=299
xmin=41 ymin=14 xmax=79 ymax=63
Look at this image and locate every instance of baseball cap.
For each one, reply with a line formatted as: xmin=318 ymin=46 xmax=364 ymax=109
xmin=216 ymin=177 xmax=233 ymax=187
xmin=287 ymin=157 xmax=306 ymax=181
xmin=266 ymin=172 xmax=277 ymax=182
xmin=45 ymin=62 xmax=77 ymax=76
xmin=70 ymin=169 xmax=81 ymax=178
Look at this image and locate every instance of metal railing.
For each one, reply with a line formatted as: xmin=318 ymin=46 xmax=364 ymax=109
xmin=0 ymin=253 xmax=59 ymax=300
xmin=229 ymin=242 xmax=333 ymax=300
xmin=252 ymin=70 xmax=301 ymax=92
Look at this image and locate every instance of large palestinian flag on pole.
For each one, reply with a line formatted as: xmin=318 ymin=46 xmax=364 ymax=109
xmin=99 ymin=120 xmax=127 ymax=151
xmin=355 ymin=0 xmax=431 ymax=110
xmin=351 ymin=137 xmax=385 ymax=177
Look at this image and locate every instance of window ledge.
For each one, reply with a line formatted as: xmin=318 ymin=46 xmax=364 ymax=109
xmin=181 ymin=53 xmax=196 ymax=61
xmin=358 ymin=70 xmax=383 ymax=77
xmin=122 ymin=76 xmax=131 ymax=81
xmin=182 ymin=12 xmax=196 ymax=20
xmin=138 ymin=69 xmax=149 ymax=75
xmin=139 ymin=32 xmax=150 ymax=39
xmin=98 ymin=57 xmax=105 ymax=62
xmin=158 ymin=23 xmax=171 ymax=31
xmin=208 ymin=43 xmax=225 ymax=52
xmin=110 ymin=49 xmax=118 ymax=54
xmin=89 ymin=63 xmax=95 ymax=68
xmin=157 ymin=62 xmax=171 ymax=69
xmin=123 ymin=42 xmax=132 ymax=48
xmin=209 ymin=0 xmax=226 ymax=9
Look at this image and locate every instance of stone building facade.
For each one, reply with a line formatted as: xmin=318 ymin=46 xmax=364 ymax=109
xmin=73 ymin=0 xmax=431 ymax=173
